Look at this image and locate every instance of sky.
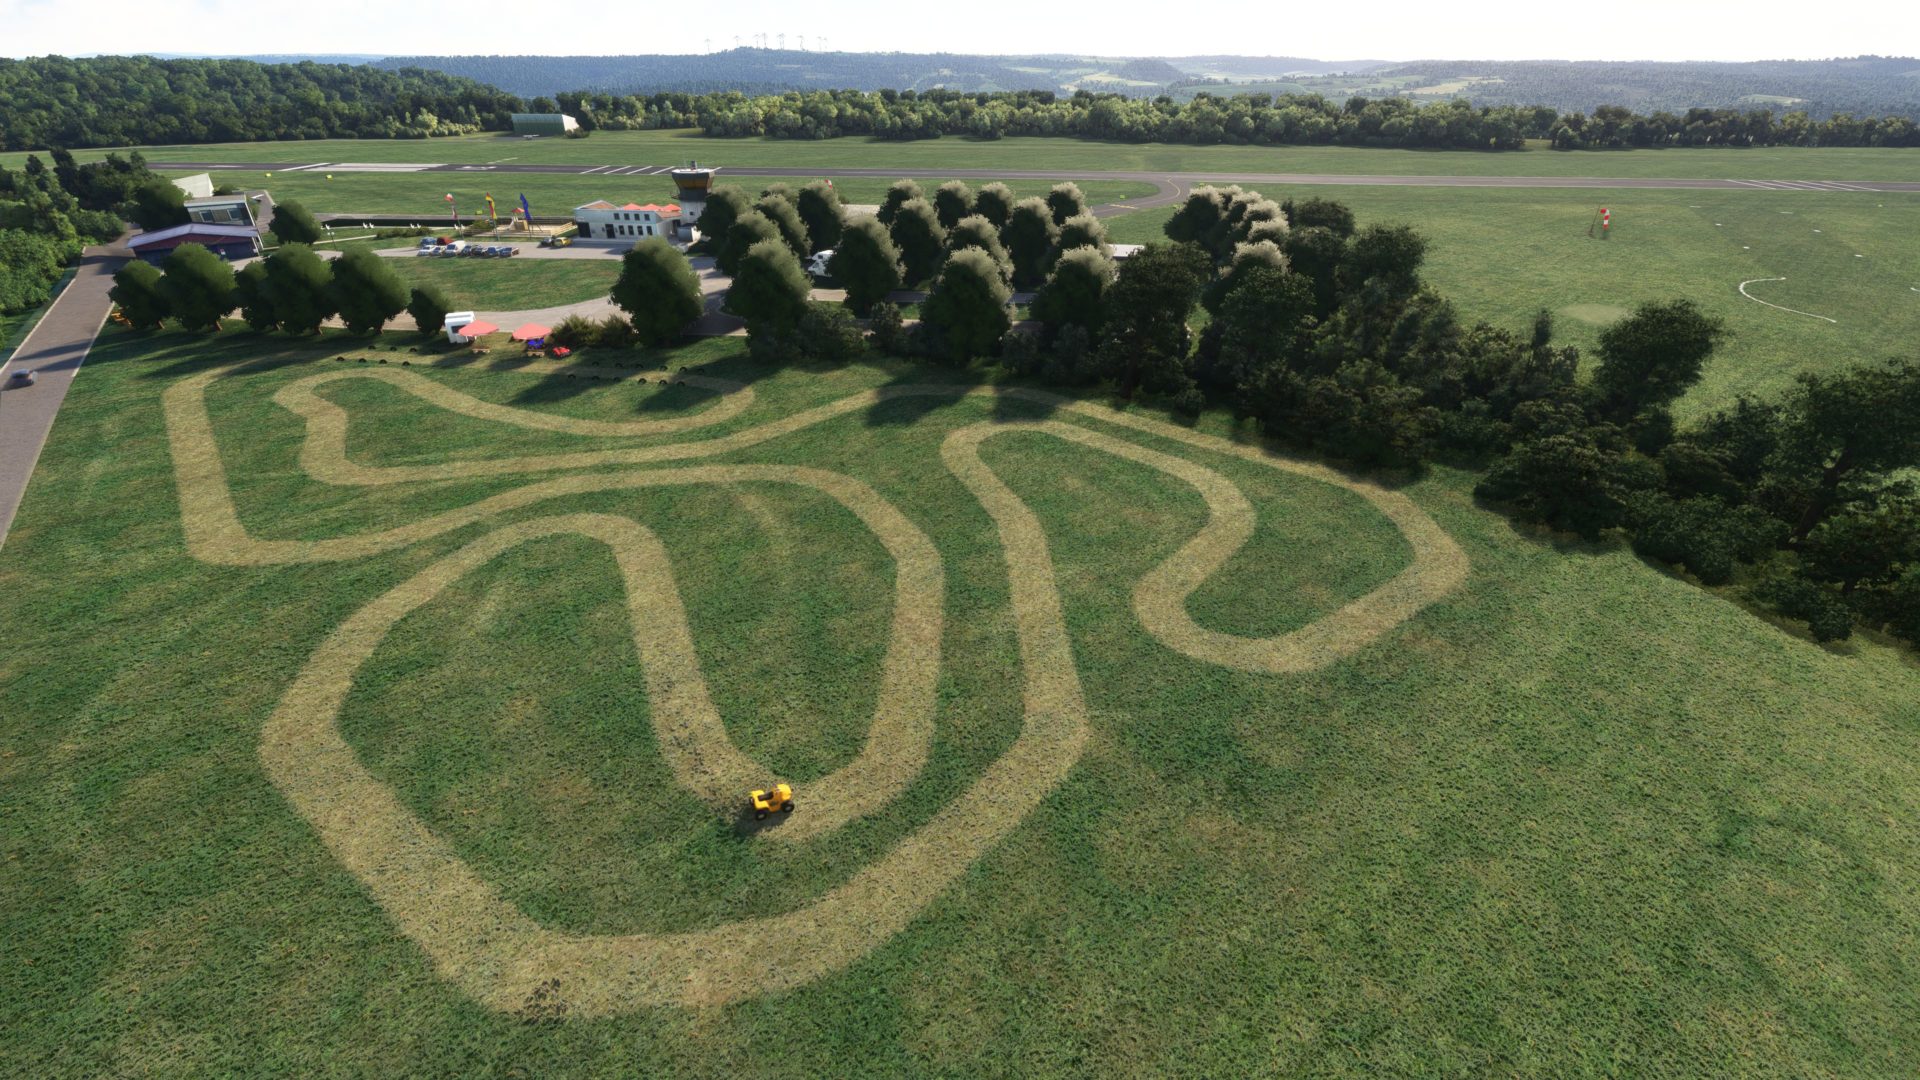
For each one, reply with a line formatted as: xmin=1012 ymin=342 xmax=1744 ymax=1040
xmin=2 ymin=0 xmax=1914 ymax=61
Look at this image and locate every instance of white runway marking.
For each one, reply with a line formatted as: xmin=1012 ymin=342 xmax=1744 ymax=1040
xmin=1738 ymin=277 xmax=1838 ymax=323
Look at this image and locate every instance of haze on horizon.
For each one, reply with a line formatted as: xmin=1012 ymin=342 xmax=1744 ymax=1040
xmin=3 ymin=0 xmax=1913 ymax=64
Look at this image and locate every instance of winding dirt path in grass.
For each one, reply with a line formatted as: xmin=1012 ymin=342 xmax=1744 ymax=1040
xmin=164 ymin=361 xmax=1467 ymax=1013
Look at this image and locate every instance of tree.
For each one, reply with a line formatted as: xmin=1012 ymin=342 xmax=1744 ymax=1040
xmin=945 ymin=215 xmax=1011 ymax=280
xmin=1338 ymin=224 xmax=1428 ymax=296
xmin=1201 ymin=264 xmax=1316 ymax=393
xmin=262 ymin=243 xmax=336 ymax=334
xmin=0 ymin=230 xmax=66 ymax=314
xmin=611 ymin=237 xmax=704 ymax=346
xmin=973 ymin=182 xmax=1015 ymax=227
xmin=270 ymin=199 xmax=323 ymax=246
xmin=232 ymin=261 xmax=278 ymax=331
xmin=328 ymin=247 xmax=409 ymax=333
xmin=1800 ymin=499 xmax=1920 ymax=595
xmin=1590 ymin=300 xmax=1725 ymax=420
xmin=932 ymin=180 xmax=974 ymax=229
xmin=754 ymin=193 xmax=810 ymax=260
xmin=1000 ymin=197 xmax=1057 ymax=289
xmin=696 ymin=186 xmax=753 ymax=251
xmin=406 ymin=284 xmax=450 ymax=335
xmin=1476 ymin=433 xmax=1660 ymax=539
xmin=725 ymin=238 xmax=811 ymax=339
xmin=718 ymin=212 xmax=781 ymax=276
xmin=1201 ymin=240 xmax=1287 ymax=314
xmin=795 ymin=180 xmax=844 ymax=254
xmin=1053 ymin=213 xmax=1109 ymax=257
xmin=878 ymin=179 xmax=922 ymax=226
xmin=1163 ymin=186 xmax=1231 ymax=259
xmin=157 ymin=243 xmax=236 ymax=331
xmin=125 ymin=178 xmax=188 ymax=231
xmin=921 ymin=248 xmax=1011 ymax=366
xmin=1281 ymin=197 xmax=1356 ymax=237
xmin=1771 ymin=358 xmax=1920 ymax=544
xmin=1282 ymin=226 xmax=1347 ymax=316
xmin=828 ymin=217 xmax=902 ymax=316
xmin=1094 ymin=242 xmax=1209 ymax=400
xmin=1045 ymin=182 xmax=1088 ymax=226
xmin=887 ymin=198 xmax=946 ymax=286
xmin=108 ymin=260 xmax=168 ymax=328
xmin=1031 ymin=246 xmax=1116 ymax=340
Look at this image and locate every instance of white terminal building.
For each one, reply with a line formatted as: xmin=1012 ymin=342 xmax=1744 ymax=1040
xmin=572 ymin=200 xmax=684 ymax=243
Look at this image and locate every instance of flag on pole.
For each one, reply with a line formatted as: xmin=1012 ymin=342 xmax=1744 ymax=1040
xmin=485 ymin=193 xmax=497 ymax=222
xmin=445 ymin=192 xmax=456 ymax=223
xmin=519 ymin=193 xmax=532 ymax=221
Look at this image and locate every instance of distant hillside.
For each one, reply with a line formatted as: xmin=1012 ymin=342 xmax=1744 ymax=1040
xmin=364 ymin=51 xmax=1920 ymax=119
xmin=1370 ymin=56 xmax=1920 ymax=120
xmin=370 ymin=49 xmax=1067 ymax=98
xmin=1165 ymin=55 xmax=1393 ymax=78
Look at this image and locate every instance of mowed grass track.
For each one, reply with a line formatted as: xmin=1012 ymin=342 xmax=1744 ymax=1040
xmin=201 ymin=170 xmax=1157 ymax=220
xmin=1109 ymin=185 xmax=1920 ymax=423
xmin=9 ymin=129 xmax=1917 ymax=181
xmin=2 ymin=328 xmax=1918 ymax=1074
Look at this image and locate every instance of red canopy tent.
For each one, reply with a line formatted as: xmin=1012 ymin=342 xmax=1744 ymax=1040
xmin=511 ymin=323 xmax=552 ymax=342
xmin=454 ymin=320 xmax=498 ymax=337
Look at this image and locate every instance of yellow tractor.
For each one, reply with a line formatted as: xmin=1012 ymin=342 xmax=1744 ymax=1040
xmin=749 ymin=783 xmax=795 ymax=820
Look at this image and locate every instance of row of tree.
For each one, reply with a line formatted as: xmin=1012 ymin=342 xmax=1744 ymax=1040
xmin=696 ymin=177 xmax=1919 ymax=646
xmin=0 ymin=56 xmax=524 ymax=150
xmin=569 ymin=88 xmax=1920 ymax=148
xmin=13 ymin=56 xmax=1913 ymax=153
xmin=108 ymin=243 xmax=446 ymax=337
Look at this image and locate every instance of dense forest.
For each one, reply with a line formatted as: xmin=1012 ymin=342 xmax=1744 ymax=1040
xmin=570 ymin=88 xmax=1920 ymax=148
xmin=4 ymin=56 xmax=1917 ymax=153
xmin=0 ymin=56 xmax=522 ymax=151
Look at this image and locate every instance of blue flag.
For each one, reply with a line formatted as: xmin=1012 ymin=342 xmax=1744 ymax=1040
xmin=519 ymin=193 xmax=532 ymax=220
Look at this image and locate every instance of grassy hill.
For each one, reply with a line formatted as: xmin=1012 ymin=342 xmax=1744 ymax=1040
xmin=1 ymin=325 xmax=1917 ymax=1074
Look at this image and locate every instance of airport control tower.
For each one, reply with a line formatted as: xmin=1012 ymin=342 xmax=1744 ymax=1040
xmin=669 ymin=161 xmax=716 ymax=229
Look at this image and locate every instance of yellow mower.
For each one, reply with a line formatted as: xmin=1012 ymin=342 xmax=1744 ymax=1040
xmin=749 ymin=783 xmax=795 ymax=820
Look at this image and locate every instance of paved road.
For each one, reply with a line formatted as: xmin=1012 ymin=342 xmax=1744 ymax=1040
xmin=156 ymin=160 xmax=1920 ymax=196
xmin=0 ymin=243 xmax=127 ymax=551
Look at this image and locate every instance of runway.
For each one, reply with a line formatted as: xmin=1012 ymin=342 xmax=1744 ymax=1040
xmin=154 ymin=158 xmax=1920 ymax=222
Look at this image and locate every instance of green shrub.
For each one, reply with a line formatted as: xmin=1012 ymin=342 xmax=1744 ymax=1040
xmin=595 ymin=315 xmax=637 ymax=349
xmin=549 ymin=314 xmax=597 ymax=348
xmin=796 ymin=305 xmax=866 ymax=362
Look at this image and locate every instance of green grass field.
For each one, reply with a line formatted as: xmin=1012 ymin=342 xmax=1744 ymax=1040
xmin=8 ymin=130 xmax=1917 ymax=181
xmin=376 ymin=251 xmax=622 ymax=311
xmin=219 ymin=171 xmax=1158 ymax=223
xmin=1107 ymin=185 xmax=1920 ymax=423
xmin=2 ymin=325 xmax=1918 ymax=1075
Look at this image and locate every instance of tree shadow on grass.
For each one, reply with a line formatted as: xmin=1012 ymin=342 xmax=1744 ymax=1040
xmin=862 ymin=364 xmax=986 ymax=427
